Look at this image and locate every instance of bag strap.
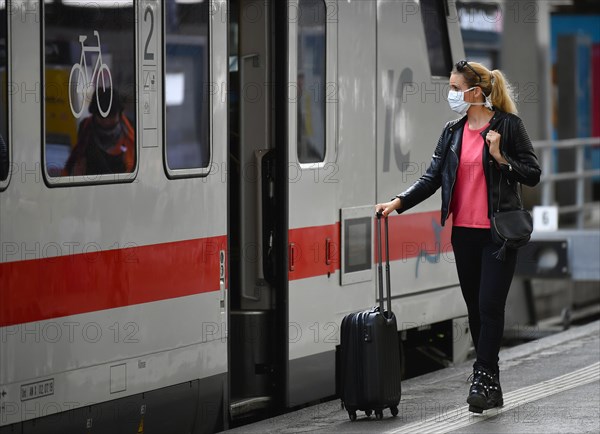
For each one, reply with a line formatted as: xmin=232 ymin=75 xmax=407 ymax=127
xmin=488 ymin=159 xmax=496 ymax=216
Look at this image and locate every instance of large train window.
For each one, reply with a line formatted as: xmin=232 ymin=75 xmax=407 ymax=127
xmin=420 ymin=0 xmax=453 ymax=77
xmin=0 ymin=0 xmax=9 ymax=186
xmin=297 ymin=0 xmax=326 ymax=164
xmin=164 ymin=0 xmax=210 ymax=174
xmin=43 ymin=0 xmax=136 ymax=182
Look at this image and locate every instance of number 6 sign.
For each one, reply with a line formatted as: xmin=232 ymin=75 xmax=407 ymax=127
xmin=533 ymin=206 xmax=558 ymax=232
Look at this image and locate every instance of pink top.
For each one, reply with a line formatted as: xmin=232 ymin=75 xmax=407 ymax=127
xmin=451 ymin=123 xmax=491 ymax=228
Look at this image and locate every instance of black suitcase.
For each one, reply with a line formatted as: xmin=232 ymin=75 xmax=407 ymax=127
xmin=340 ymin=213 xmax=402 ymax=420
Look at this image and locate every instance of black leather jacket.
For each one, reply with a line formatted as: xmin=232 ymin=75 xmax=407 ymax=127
xmin=396 ymin=111 xmax=541 ymax=226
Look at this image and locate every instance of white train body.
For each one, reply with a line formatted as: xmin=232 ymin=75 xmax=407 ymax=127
xmin=0 ymin=1 xmax=467 ymax=432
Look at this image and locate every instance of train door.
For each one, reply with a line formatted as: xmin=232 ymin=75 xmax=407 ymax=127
xmin=228 ymin=0 xmax=288 ymax=423
xmin=286 ymin=0 xmax=339 ymax=405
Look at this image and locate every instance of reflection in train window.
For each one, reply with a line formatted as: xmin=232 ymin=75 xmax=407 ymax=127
xmin=0 ymin=1 xmax=9 ymax=183
xmin=420 ymin=0 xmax=453 ymax=77
xmin=44 ymin=1 xmax=136 ymax=178
xmin=297 ymin=0 xmax=326 ymax=164
xmin=164 ymin=0 xmax=210 ymax=171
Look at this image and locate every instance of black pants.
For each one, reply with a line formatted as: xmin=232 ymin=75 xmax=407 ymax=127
xmin=451 ymin=226 xmax=518 ymax=375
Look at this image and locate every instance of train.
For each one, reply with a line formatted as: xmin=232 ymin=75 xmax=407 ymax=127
xmin=1 ymin=0 xmax=472 ymax=432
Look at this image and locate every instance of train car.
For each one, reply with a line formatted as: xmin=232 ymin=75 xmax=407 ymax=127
xmin=0 ymin=1 xmax=469 ymax=432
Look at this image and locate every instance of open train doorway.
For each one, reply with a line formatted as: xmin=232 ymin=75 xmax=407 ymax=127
xmin=228 ymin=0 xmax=288 ymax=425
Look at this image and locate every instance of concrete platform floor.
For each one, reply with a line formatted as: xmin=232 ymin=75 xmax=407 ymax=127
xmin=225 ymin=320 xmax=600 ymax=434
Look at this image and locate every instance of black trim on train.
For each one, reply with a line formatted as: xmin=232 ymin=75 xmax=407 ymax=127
xmin=273 ymin=0 xmax=290 ymax=413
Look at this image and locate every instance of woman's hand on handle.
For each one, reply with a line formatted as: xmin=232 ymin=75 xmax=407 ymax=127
xmin=375 ymin=197 xmax=401 ymax=218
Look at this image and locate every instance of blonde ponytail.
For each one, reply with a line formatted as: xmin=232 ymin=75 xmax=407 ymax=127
xmin=452 ymin=61 xmax=519 ymax=114
xmin=490 ymin=69 xmax=518 ymax=114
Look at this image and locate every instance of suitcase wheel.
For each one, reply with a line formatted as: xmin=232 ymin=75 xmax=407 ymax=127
xmin=375 ymin=410 xmax=384 ymax=420
xmin=365 ymin=409 xmax=372 ymax=417
xmin=391 ymin=406 xmax=399 ymax=417
xmin=348 ymin=410 xmax=357 ymax=421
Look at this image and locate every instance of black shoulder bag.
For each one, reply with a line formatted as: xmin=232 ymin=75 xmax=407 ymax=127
xmin=488 ymin=166 xmax=533 ymax=261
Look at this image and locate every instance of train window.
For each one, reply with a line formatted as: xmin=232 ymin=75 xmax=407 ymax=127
xmin=164 ymin=0 xmax=210 ymax=172
xmin=297 ymin=0 xmax=326 ymax=164
xmin=420 ymin=0 xmax=453 ymax=77
xmin=0 ymin=1 xmax=8 ymax=184
xmin=43 ymin=1 xmax=136 ymax=180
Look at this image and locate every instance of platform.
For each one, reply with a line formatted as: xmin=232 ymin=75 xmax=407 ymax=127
xmin=225 ymin=320 xmax=600 ymax=433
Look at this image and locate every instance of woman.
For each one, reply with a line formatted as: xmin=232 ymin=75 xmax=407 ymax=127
xmin=376 ymin=60 xmax=541 ymax=413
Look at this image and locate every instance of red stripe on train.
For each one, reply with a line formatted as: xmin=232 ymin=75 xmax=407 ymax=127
xmin=1 ymin=212 xmax=451 ymax=327
xmin=288 ymin=223 xmax=341 ymax=280
xmin=0 ymin=236 xmax=227 ymax=327
xmin=287 ymin=211 xmax=453 ymax=281
xmin=385 ymin=211 xmax=453 ymax=261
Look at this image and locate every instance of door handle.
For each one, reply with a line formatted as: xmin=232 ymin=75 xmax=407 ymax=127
xmin=325 ymin=237 xmax=333 ymax=266
xmin=289 ymin=242 xmax=297 ymax=272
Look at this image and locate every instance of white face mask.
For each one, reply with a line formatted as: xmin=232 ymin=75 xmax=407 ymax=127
xmin=447 ymin=87 xmax=493 ymax=115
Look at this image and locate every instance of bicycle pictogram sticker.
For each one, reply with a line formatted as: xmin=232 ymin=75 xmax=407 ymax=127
xmin=69 ymin=30 xmax=113 ymax=119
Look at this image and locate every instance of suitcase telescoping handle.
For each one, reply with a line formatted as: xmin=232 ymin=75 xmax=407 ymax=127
xmin=376 ymin=212 xmax=392 ymax=318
